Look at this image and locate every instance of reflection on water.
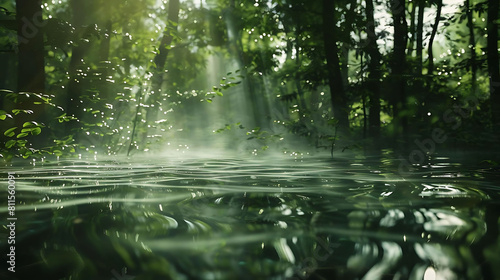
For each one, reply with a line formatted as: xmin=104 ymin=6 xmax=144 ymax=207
xmin=1 ymin=152 xmax=499 ymax=279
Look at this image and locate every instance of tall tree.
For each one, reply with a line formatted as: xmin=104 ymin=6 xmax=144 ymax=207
xmin=293 ymin=5 xmax=307 ymax=114
xmin=366 ymin=0 xmax=382 ymax=138
xmin=465 ymin=0 xmax=477 ymax=91
xmin=487 ymin=0 xmax=500 ymax=131
xmin=14 ymin=0 xmax=46 ymax=136
xmin=16 ymin=0 xmax=45 ymax=93
xmin=415 ymin=0 xmax=425 ymax=75
xmin=97 ymin=20 xmax=113 ymax=98
xmin=66 ymin=0 xmax=94 ymax=127
xmin=390 ymin=0 xmax=408 ymax=135
xmin=153 ymin=0 xmax=180 ymax=79
xmin=143 ymin=0 xmax=180 ymax=138
xmin=427 ymin=0 xmax=442 ymax=74
xmin=322 ymin=0 xmax=349 ymax=132
xmin=407 ymin=0 xmax=417 ymax=56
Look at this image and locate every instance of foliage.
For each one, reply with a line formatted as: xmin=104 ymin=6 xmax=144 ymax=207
xmin=1 ymin=0 xmax=499 ymax=160
xmin=0 ymin=91 xmax=77 ymax=161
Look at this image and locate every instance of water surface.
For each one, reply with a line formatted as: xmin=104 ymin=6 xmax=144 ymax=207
xmin=1 ymin=151 xmax=500 ymax=280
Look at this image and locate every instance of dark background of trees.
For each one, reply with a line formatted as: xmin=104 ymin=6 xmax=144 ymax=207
xmin=0 ymin=0 xmax=499 ymax=159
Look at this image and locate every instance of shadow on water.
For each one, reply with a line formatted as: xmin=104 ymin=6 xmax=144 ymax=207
xmin=1 ymin=151 xmax=500 ymax=279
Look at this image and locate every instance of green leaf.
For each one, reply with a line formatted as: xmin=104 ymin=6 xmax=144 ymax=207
xmin=5 ymin=140 xmax=16 ymax=149
xmin=17 ymin=132 xmax=29 ymax=138
xmin=216 ymin=92 xmax=223 ymax=96
xmin=4 ymin=127 xmax=17 ymax=137
xmin=16 ymin=140 xmax=27 ymax=147
xmin=32 ymin=127 xmax=42 ymax=135
xmin=23 ymin=122 xmax=32 ymax=127
xmin=0 ymin=110 xmax=6 ymax=119
xmin=22 ymin=149 xmax=34 ymax=159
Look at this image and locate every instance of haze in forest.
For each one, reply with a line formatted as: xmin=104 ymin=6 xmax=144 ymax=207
xmin=0 ymin=0 xmax=499 ymax=161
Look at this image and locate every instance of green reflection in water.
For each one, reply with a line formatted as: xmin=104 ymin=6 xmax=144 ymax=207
xmin=1 ymin=153 xmax=499 ymax=280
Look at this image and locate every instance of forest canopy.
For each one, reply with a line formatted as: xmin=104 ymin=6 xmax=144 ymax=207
xmin=0 ymin=0 xmax=499 ymax=160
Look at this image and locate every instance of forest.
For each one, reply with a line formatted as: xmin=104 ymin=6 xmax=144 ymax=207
xmin=0 ymin=0 xmax=499 ymax=159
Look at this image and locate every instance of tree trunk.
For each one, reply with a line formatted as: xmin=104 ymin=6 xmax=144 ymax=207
xmin=427 ymin=0 xmax=442 ymax=75
xmin=465 ymin=0 xmax=477 ymax=91
xmin=66 ymin=0 xmax=93 ymax=128
xmin=416 ymin=0 xmax=424 ymax=75
xmin=153 ymin=0 xmax=180 ymax=73
xmin=14 ymin=0 xmax=46 ymax=137
xmin=407 ymin=0 xmax=417 ymax=56
xmin=143 ymin=0 xmax=180 ymax=139
xmin=98 ymin=20 xmax=112 ymax=98
xmin=366 ymin=0 xmax=381 ymax=138
xmin=97 ymin=19 xmax=113 ymax=146
xmin=414 ymin=0 xmax=426 ymax=128
xmin=150 ymin=0 xmax=180 ymax=96
xmin=487 ymin=0 xmax=500 ymax=131
xmin=390 ymin=0 xmax=408 ymax=136
xmin=294 ymin=19 xmax=307 ymax=113
xmin=16 ymin=0 xmax=45 ymax=93
xmin=322 ymin=0 xmax=349 ymax=132
xmin=99 ymin=21 xmax=112 ymax=63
